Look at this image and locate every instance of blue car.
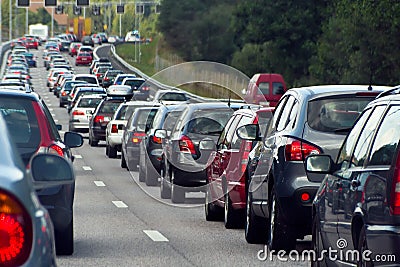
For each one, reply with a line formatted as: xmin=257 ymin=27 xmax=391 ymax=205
xmin=22 ymin=52 xmax=37 ymax=67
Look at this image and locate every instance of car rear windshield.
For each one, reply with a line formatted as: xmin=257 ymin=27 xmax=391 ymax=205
xmin=134 ymin=109 xmax=159 ymax=132
xmin=159 ymin=92 xmax=187 ymax=101
xmin=75 ymin=76 xmax=97 ymax=84
xmin=186 ymin=109 xmax=233 ymax=135
xmin=308 ymin=97 xmax=374 ymax=133
xmin=99 ymin=100 xmax=122 ymax=114
xmin=78 ymin=98 xmax=102 ymax=108
xmin=115 ymin=105 xmax=139 ymax=120
xmin=0 ymin=97 xmax=40 ymax=147
xmin=124 ymin=79 xmax=144 ymax=89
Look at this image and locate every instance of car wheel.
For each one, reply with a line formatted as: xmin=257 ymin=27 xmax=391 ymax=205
xmin=205 ymin=184 xmax=223 ymax=221
xmin=268 ymin=189 xmax=296 ymax=252
xmin=224 ymin=191 xmax=243 ymax=229
xmin=357 ymin=226 xmax=373 ymax=267
xmin=311 ymin=215 xmax=322 ymax=267
xmin=89 ymin=134 xmax=98 ymax=147
xmin=138 ymin=162 xmax=145 ymax=182
xmin=160 ymin=167 xmax=171 ymax=199
xmin=108 ymin=145 xmax=117 ymax=158
xmin=171 ymin=169 xmax=185 ymax=203
xmin=145 ymin=161 xmax=158 ymax=186
xmin=121 ymin=149 xmax=127 ymax=169
xmin=55 ymin=216 xmax=73 ymax=255
xmin=59 ymin=102 xmax=63 ymax=107
xmin=245 ymin=191 xmax=267 ymax=244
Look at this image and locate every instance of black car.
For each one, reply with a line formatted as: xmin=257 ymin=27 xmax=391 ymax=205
xmin=239 ymin=85 xmax=389 ymax=250
xmin=121 ymin=106 xmax=160 ymax=171
xmin=307 ymin=87 xmax=400 ymax=266
xmin=0 ymin=89 xmax=83 ymax=255
xmin=81 ymin=36 xmax=94 ymax=47
xmin=89 ymin=96 xmax=126 ymax=146
xmin=102 ymin=69 xmax=124 ymax=88
xmin=160 ymin=102 xmax=237 ymax=203
xmin=138 ymin=104 xmax=186 ymax=187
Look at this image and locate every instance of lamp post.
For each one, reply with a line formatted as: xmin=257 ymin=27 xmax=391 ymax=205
xmin=9 ymin=0 xmax=12 ymax=41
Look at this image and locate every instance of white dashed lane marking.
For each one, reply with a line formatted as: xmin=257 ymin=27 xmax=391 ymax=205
xmin=82 ymin=166 xmax=92 ymax=171
xmin=112 ymin=201 xmax=128 ymax=208
xmin=143 ymin=230 xmax=169 ymax=242
xmin=74 ymin=155 xmax=82 ymax=159
xmin=94 ymin=181 xmax=106 ymax=187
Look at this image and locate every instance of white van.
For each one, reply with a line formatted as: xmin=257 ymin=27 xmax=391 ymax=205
xmin=125 ymin=30 xmax=140 ymax=42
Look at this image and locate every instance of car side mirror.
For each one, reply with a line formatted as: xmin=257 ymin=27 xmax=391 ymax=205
xmin=305 ymin=154 xmax=333 ymax=173
xmin=30 ymin=154 xmax=75 ymax=187
xmin=236 ymin=124 xmax=260 ymax=141
xmin=64 ymin=131 xmax=84 ymax=148
xmin=154 ymin=129 xmax=167 ymax=139
xmin=199 ymin=138 xmax=216 ymax=151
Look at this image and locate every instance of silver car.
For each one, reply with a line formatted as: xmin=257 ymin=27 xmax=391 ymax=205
xmin=0 ymin=114 xmax=75 ymax=266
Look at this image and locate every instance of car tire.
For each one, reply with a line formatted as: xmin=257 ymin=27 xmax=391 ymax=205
xmin=108 ymin=145 xmax=117 ymax=158
xmin=245 ymin=191 xmax=267 ymax=244
xmin=171 ymin=169 xmax=185 ymax=203
xmin=89 ymin=134 xmax=98 ymax=147
xmin=268 ymin=189 xmax=296 ymax=252
xmin=59 ymin=102 xmax=63 ymax=107
xmin=160 ymin=167 xmax=171 ymax=199
xmin=138 ymin=163 xmax=145 ymax=182
xmin=357 ymin=226 xmax=373 ymax=267
xmin=121 ymin=149 xmax=127 ymax=169
xmin=205 ymin=185 xmax=223 ymax=221
xmin=311 ymin=215 xmax=323 ymax=267
xmin=224 ymin=191 xmax=243 ymax=229
xmin=145 ymin=161 xmax=158 ymax=186
xmin=55 ymin=217 xmax=73 ymax=256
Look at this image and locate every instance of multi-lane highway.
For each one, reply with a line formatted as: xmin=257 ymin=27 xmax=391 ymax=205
xmin=24 ymin=46 xmax=310 ymax=267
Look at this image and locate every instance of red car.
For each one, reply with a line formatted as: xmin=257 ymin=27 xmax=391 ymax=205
xmin=75 ymin=52 xmax=93 ymax=66
xmin=69 ymin=42 xmax=82 ymax=57
xmin=24 ymin=37 xmax=39 ymax=49
xmin=204 ymin=107 xmax=274 ymax=228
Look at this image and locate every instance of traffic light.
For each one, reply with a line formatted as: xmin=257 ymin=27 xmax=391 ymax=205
xmin=16 ymin=0 xmax=29 ymax=7
xmin=44 ymin=0 xmax=57 ymax=6
xmin=92 ymin=5 xmax=100 ymax=16
xmin=74 ymin=5 xmax=82 ymax=15
xmin=76 ymin=0 xmax=89 ymax=6
xmin=116 ymin=5 xmax=124 ymax=14
xmin=55 ymin=5 xmax=64 ymax=14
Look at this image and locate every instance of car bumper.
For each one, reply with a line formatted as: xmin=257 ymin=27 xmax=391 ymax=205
xmin=107 ymin=134 xmax=123 ymax=147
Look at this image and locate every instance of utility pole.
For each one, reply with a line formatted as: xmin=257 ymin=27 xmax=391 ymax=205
xmin=9 ymin=0 xmax=12 ymax=40
xmin=26 ymin=8 xmax=28 ymax=35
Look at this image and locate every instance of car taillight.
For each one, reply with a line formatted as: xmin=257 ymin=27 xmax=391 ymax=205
xmin=179 ymin=135 xmax=196 ymax=155
xmin=285 ymin=138 xmax=321 ymax=161
xmin=72 ymin=110 xmax=85 ymax=116
xmin=141 ymin=86 xmax=150 ymax=91
xmin=48 ymin=145 xmax=64 ymax=157
xmin=0 ymin=190 xmax=33 ymax=267
xmin=390 ymin=152 xmax=400 ymax=215
xmin=104 ymin=77 xmax=109 ymax=81
xmin=131 ymin=132 xmax=146 ymax=143
xmin=94 ymin=116 xmax=104 ymax=123
xmin=241 ymin=140 xmax=252 ymax=173
xmin=111 ymin=124 xmax=118 ymax=133
xmin=96 ymin=73 xmax=101 ymax=77
xmin=152 ymin=135 xmax=162 ymax=144
xmin=61 ymin=91 xmax=67 ymax=96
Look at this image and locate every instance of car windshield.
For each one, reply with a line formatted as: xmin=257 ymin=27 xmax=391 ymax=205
xmin=308 ymin=97 xmax=374 ymax=133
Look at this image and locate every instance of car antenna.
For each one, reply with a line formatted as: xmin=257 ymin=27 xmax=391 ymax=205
xmin=368 ymin=61 xmax=373 ymax=91
xmin=227 ymin=90 xmax=231 ymax=108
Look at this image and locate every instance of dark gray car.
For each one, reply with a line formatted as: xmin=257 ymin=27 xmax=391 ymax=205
xmin=240 ymin=85 xmax=389 ymax=250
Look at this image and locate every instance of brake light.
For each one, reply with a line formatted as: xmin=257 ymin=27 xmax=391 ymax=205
xmin=301 ymin=192 xmax=311 ymax=202
xmin=131 ymin=132 xmax=146 ymax=143
xmin=285 ymin=138 xmax=321 ymax=161
xmin=61 ymin=91 xmax=67 ymax=96
xmin=96 ymin=73 xmax=101 ymax=77
xmin=72 ymin=110 xmax=85 ymax=116
xmin=141 ymin=86 xmax=150 ymax=91
xmin=104 ymin=77 xmax=109 ymax=81
xmin=111 ymin=124 xmax=118 ymax=133
xmin=49 ymin=145 xmax=64 ymax=157
xmin=94 ymin=116 xmax=104 ymax=123
xmin=390 ymin=152 xmax=400 ymax=215
xmin=0 ymin=190 xmax=33 ymax=266
xmin=179 ymin=135 xmax=196 ymax=155
xmin=241 ymin=140 xmax=252 ymax=173
xmin=152 ymin=135 xmax=162 ymax=144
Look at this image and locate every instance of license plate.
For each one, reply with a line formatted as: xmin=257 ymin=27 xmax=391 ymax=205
xmin=82 ymin=58 xmax=87 ymax=61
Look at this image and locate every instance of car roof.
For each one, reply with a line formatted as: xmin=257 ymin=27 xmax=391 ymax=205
xmin=0 ymin=88 xmax=40 ymax=100
xmin=289 ymin=84 xmax=391 ymax=96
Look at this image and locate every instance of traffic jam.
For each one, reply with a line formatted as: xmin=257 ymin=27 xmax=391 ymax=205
xmin=0 ymin=34 xmax=399 ymax=266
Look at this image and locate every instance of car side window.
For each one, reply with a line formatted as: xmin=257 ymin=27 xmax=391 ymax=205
xmin=337 ymin=108 xmax=372 ymax=173
xmin=368 ymin=105 xmax=400 ymax=166
xmin=277 ymin=96 xmax=296 ymax=132
xmin=217 ymin=115 xmax=236 ymax=147
xmin=266 ymin=96 xmax=287 ymax=135
xmin=351 ymin=105 xmax=386 ymax=167
xmin=231 ymin=115 xmax=253 ymax=149
xmin=219 ymin=115 xmax=241 ymax=150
